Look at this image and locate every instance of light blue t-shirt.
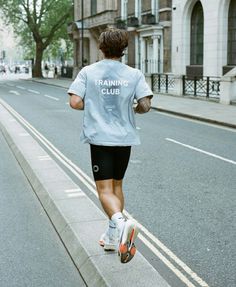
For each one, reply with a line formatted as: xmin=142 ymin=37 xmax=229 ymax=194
xmin=68 ymin=59 xmax=153 ymax=146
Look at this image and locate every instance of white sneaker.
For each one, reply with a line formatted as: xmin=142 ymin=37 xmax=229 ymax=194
xmin=99 ymin=231 xmax=118 ymax=251
xmin=118 ymin=219 xmax=139 ymax=263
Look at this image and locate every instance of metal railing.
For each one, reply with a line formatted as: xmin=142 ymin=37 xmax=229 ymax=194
xmin=151 ymin=74 xmax=175 ymax=93
xmin=183 ymin=76 xmax=220 ymax=98
xmin=151 ymin=74 xmax=221 ymax=99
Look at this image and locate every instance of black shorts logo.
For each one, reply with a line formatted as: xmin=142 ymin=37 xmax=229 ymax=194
xmin=93 ymin=165 xmax=99 ymax=173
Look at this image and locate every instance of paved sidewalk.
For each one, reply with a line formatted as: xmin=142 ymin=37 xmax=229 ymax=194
xmin=30 ymin=77 xmax=236 ymax=129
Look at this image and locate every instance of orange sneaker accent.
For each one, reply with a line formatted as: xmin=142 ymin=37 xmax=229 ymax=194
xmin=130 ymin=228 xmax=135 ymax=242
xmin=119 ymin=244 xmax=128 ymax=254
xmin=130 ymin=246 xmax=136 ymax=256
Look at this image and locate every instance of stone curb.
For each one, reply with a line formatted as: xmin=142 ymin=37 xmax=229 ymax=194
xmin=0 ymin=101 xmax=170 ymax=287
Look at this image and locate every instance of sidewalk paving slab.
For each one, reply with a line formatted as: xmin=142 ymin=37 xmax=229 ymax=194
xmin=0 ymin=99 xmax=171 ymax=287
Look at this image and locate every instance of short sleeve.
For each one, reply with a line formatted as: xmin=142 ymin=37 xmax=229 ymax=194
xmin=135 ymin=70 xmax=153 ymax=101
xmin=67 ymin=67 xmax=87 ymax=99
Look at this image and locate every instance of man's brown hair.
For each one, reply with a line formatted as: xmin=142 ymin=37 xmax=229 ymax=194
xmin=98 ymin=28 xmax=128 ymax=58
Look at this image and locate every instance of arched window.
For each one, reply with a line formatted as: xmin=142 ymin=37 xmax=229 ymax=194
xmin=228 ymin=0 xmax=236 ymax=65
xmin=190 ymin=1 xmax=204 ymax=65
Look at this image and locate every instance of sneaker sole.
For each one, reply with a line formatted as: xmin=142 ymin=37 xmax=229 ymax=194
xmin=104 ymin=244 xmax=116 ymax=251
xmin=118 ymin=220 xmax=139 ymax=263
xmin=99 ymin=240 xmax=116 ymax=251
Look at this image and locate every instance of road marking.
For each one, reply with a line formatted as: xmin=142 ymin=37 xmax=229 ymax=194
xmin=66 ymin=102 xmax=69 ymax=105
xmin=16 ymin=85 xmax=26 ymax=90
xmin=0 ymin=99 xmax=209 ymax=287
xmin=67 ymin=193 xmax=86 ymax=198
xmin=19 ymin=132 xmax=29 ymax=137
xmin=37 ymin=155 xmax=52 ymax=161
xmin=28 ymin=89 xmax=40 ymax=94
xmin=166 ymin=138 xmax=236 ymax=165
xmin=64 ymin=188 xmax=86 ymax=198
xmin=64 ymin=188 xmax=82 ymax=193
xmin=44 ymin=94 xmax=59 ymax=101
xmin=9 ymin=90 xmax=20 ymax=96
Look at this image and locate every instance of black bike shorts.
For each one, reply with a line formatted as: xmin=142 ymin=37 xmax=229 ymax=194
xmin=90 ymin=144 xmax=131 ymax=181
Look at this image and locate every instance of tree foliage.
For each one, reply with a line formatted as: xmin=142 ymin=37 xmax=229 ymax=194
xmin=0 ymin=0 xmax=73 ymax=77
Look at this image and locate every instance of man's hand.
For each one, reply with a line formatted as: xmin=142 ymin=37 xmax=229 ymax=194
xmin=134 ymin=96 xmax=152 ymax=114
xmin=69 ymin=94 xmax=84 ymax=110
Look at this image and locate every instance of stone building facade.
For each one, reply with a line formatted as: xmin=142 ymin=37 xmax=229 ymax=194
xmin=171 ymin=0 xmax=236 ymax=103
xmin=118 ymin=0 xmax=172 ymax=74
xmin=68 ymin=0 xmax=236 ymax=104
xmin=69 ymin=0 xmax=172 ymax=77
xmin=68 ymin=0 xmax=118 ymax=77
xmin=172 ymin=0 xmax=236 ymax=77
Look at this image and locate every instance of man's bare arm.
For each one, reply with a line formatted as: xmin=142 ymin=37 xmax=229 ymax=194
xmin=69 ymin=94 xmax=84 ymax=110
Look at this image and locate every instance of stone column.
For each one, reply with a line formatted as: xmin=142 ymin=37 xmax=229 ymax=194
xmin=140 ymin=37 xmax=146 ymax=73
xmin=220 ymin=77 xmax=233 ymax=104
xmin=135 ymin=0 xmax=139 ymax=17
xmin=220 ymin=67 xmax=236 ymax=104
xmin=121 ymin=0 xmax=128 ymax=20
xmin=135 ymin=34 xmax=140 ymax=69
xmin=160 ymin=36 xmax=164 ymax=73
xmin=173 ymin=75 xmax=184 ymax=96
xmin=152 ymin=35 xmax=159 ymax=73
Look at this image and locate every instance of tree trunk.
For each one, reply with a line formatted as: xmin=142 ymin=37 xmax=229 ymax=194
xmin=33 ymin=42 xmax=44 ymax=78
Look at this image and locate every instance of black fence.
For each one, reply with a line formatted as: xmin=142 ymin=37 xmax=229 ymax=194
xmin=151 ymin=74 xmax=175 ymax=93
xmin=183 ymin=76 xmax=220 ymax=98
xmin=151 ymin=74 xmax=221 ymax=99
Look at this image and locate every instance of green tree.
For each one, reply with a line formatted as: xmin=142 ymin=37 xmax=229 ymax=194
xmin=43 ymin=38 xmax=73 ymax=64
xmin=0 ymin=0 xmax=73 ymax=77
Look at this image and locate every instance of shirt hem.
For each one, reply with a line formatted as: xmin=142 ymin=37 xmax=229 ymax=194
xmin=81 ymin=139 xmax=140 ymax=146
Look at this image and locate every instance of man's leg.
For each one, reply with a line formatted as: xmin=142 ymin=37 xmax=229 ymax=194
xmin=95 ymin=179 xmax=122 ymax=219
xmin=96 ymin=178 xmax=124 ymax=251
xmin=113 ymin=179 xmax=124 ymax=212
xmin=90 ymin=145 xmax=122 ymax=249
xmin=95 ymin=178 xmax=126 ymax=242
xmin=91 ymin=145 xmax=139 ymax=262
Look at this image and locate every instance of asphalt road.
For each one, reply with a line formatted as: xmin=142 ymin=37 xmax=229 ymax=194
xmin=0 ymin=77 xmax=235 ymax=287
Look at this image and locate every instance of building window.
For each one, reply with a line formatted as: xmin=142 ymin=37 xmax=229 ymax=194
xmin=91 ymin=0 xmax=97 ymax=16
xmin=190 ymin=1 xmax=204 ymax=65
xmin=228 ymin=0 xmax=236 ymax=65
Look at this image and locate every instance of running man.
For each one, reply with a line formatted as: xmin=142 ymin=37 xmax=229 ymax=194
xmin=68 ymin=28 xmax=153 ymax=263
